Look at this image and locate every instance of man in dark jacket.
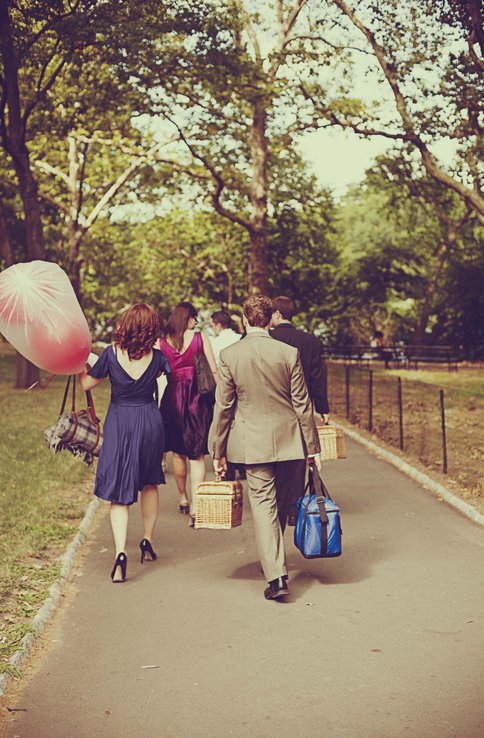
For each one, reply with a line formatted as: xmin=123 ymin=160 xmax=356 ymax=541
xmin=270 ymin=295 xmax=329 ymax=530
xmin=270 ymin=296 xmax=329 ymax=419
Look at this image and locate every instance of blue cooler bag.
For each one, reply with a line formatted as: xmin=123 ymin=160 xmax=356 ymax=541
xmin=294 ymin=467 xmax=342 ymax=558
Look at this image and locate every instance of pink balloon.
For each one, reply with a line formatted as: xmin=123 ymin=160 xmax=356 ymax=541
xmin=0 ymin=261 xmax=91 ymax=374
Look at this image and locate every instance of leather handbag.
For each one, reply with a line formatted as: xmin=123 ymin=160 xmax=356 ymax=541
xmin=294 ymin=467 xmax=342 ymax=558
xmin=194 ymin=334 xmax=216 ymax=395
xmin=44 ymin=375 xmax=103 ymax=466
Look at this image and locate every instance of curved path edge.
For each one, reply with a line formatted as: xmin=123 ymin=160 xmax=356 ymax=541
xmin=0 ymin=497 xmax=101 ymax=697
xmin=340 ymin=422 xmax=484 ymax=528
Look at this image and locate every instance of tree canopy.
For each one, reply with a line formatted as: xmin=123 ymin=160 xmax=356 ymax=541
xmin=0 ymin=0 xmax=482 ymax=384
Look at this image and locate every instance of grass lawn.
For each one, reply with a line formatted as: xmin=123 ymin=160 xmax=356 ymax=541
xmin=384 ymin=367 xmax=484 ymax=397
xmin=328 ymin=363 xmax=484 ymax=512
xmin=0 ymin=346 xmax=109 ymax=677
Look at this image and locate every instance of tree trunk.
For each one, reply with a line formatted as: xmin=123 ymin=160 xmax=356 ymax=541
xmin=67 ymin=226 xmax=86 ymax=304
xmin=15 ymin=352 xmax=39 ymax=389
xmin=247 ymin=96 xmax=269 ymax=294
xmin=11 ymin=155 xmax=43 ymax=388
xmin=0 ymin=198 xmax=14 ymax=266
xmin=0 ymin=1 xmax=44 ymax=386
xmin=14 ymin=153 xmax=44 ymax=261
xmin=414 ymin=238 xmax=451 ymax=346
xmin=248 ymin=229 xmax=268 ymax=294
xmin=69 ymin=254 xmax=83 ymax=305
xmin=227 ymin=270 xmax=233 ymax=306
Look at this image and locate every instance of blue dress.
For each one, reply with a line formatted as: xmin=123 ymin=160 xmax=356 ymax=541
xmin=88 ymin=346 xmax=171 ymax=505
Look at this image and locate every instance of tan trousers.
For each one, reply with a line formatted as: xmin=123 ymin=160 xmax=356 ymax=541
xmin=245 ymin=462 xmax=289 ymax=582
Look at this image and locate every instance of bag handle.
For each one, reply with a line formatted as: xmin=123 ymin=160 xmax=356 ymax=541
xmin=59 ymin=375 xmax=73 ymax=416
xmin=59 ymin=374 xmax=98 ymax=425
xmin=85 ymin=388 xmax=98 ymax=424
xmin=84 ymin=388 xmax=101 ymax=446
xmin=303 ymin=467 xmax=329 ymax=554
xmin=306 ymin=466 xmax=333 ymax=501
xmin=306 ymin=466 xmax=328 ymax=523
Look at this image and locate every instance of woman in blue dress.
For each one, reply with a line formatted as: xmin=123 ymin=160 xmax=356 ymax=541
xmin=78 ymin=304 xmax=170 ymax=582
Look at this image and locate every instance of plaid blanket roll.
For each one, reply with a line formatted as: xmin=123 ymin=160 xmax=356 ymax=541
xmin=44 ymin=410 xmax=103 ymax=466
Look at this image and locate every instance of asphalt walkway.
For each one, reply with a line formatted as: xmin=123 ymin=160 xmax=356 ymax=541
xmin=2 ymin=439 xmax=484 ymax=738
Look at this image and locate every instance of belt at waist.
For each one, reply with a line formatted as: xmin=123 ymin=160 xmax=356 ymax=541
xmin=167 ymin=372 xmax=194 ymax=382
xmin=110 ymin=399 xmax=158 ymax=407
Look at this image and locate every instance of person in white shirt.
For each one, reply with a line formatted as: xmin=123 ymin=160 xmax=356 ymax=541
xmin=210 ymin=310 xmax=244 ymax=482
xmin=210 ymin=310 xmax=241 ymax=366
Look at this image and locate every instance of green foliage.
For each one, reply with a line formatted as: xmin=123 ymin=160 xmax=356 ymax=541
xmin=1 ymin=0 xmax=482 ymax=355
xmin=0 ymin=348 xmax=110 ymax=668
xmin=432 ymin=234 xmax=484 ymax=352
xmin=267 ymin=160 xmax=340 ymax=328
xmin=80 ymin=209 xmax=251 ymax=336
xmin=333 ymin=149 xmax=483 ymax=349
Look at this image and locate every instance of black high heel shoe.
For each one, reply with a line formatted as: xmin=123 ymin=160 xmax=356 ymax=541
xmin=111 ymin=552 xmax=127 ymax=583
xmin=139 ymin=538 xmax=157 ymax=563
xmin=178 ymin=501 xmax=190 ymax=515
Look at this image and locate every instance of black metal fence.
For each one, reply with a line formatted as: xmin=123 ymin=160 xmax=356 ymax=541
xmin=327 ymin=363 xmax=484 ymax=493
xmin=322 ymin=344 xmax=462 ymax=371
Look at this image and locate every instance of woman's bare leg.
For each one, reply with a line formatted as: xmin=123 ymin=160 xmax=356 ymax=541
xmin=172 ymin=452 xmax=189 ymax=506
xmin=140 ymin=485 xmax=159 ymax=542
xmin=188 ymin=455 xmax=206 ymax=518
xmin=109 ymin=503 xmax=129 ymax=581
xmin=110 ymin=503 xmax=129 ymax=555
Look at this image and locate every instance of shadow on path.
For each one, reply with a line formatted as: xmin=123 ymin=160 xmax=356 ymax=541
xmin=2 ymin=438 xmax=484 ymax=738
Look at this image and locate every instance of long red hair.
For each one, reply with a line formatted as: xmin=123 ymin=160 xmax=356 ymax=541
xmin=113 ymin=304 xmax=159 ymax=359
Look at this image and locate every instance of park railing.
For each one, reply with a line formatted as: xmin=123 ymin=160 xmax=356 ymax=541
xmin=321 ymin=344 xmax=463 ymax=371
xmin=326 ymin=362 xmax=483 ymax=495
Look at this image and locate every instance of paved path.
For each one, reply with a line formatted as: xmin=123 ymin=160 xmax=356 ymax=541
xmin=2 ymin=439 xmax=484 ymax=738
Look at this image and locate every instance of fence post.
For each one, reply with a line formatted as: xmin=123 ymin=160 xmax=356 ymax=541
xmin=440 ymin=389 xmax=448 ymax=474
xmin=345 ymin=364 xmax=350 ymax=419
xmin=397 ymin=376 xmax=404 ymax=450
xmin=368 ymin=369 xmax=373 ymax=432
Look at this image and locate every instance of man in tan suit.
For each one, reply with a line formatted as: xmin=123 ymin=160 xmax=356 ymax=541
xmin=209 ymin=295 xmax=320 ymax=600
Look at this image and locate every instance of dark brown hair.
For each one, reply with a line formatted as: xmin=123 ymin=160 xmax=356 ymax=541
xmin=114 ymin=304 xmax=160 ymax=360
xmin=271 ymin=295 xmax=296 ymax=321
xmin=243 ymin=295 xmax=273 ymax=328
xmin=163 ymin=301 xmax=198 ymax=352
xmin=211 ymin=310 xmax=231 ymax=329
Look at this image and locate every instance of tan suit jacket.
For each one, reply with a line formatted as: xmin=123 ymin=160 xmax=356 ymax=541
xmin=209 ymin=331 xmax=320 ymax=464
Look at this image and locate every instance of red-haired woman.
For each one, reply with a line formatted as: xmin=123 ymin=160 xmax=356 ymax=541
xmin=78 ymin=304 xmax=170 ymax=582
xmin=158 ymin=302 xmax=217 ymax=523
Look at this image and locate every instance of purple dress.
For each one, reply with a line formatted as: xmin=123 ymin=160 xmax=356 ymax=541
xmin=159 ymin=332 xmax=214 ymax=459
xmin=88 ymin=346 xmax=171 ymax=505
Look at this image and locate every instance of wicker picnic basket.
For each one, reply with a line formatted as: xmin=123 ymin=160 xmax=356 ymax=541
xmin=318 ymin=425 xmax=346 ymax=461
xmin=194 ymin=479 xmax=243 ymax=529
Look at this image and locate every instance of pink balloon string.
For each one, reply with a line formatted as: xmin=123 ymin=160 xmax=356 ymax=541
xmin=25 ymin=372 xmax=57 ymax=431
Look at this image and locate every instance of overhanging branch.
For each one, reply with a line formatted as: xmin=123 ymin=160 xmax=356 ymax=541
xmin=171 ymin=120 xmax=252 ymax=233
xmin=331 ymin=0 xmax=484 ymax=222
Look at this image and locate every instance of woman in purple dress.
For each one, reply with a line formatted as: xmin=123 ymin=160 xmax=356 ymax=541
xmin=78 ymin=304 xmax=170 ymax=582
xmin=158 ymin=302 xmax=217 ymax=522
